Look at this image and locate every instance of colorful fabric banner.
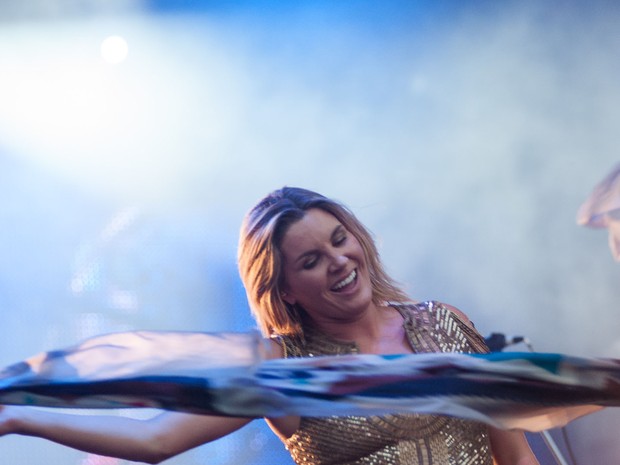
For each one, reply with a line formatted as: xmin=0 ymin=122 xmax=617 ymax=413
xmin=0 ymin=331 xmax=615 ymax=431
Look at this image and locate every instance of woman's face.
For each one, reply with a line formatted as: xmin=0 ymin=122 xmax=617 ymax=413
xmin=279 ymin=208 xmax=374 ymax=325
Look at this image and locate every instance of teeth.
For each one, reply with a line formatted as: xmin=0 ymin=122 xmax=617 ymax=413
xmin=333 ymin=270 xmax=357 ymax=290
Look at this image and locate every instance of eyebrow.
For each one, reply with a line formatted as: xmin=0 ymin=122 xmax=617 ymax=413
xmin=293 ymin=224 xmax=345 ymax=264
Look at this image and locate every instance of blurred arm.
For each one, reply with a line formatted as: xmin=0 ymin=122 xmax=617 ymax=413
xmin=489 ymin=427 xmax=540 ymax=465
xmin=0 ymin=405 xmax=252 ymax=464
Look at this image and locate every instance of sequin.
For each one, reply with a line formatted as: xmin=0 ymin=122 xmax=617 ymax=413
xmin=276 ymin=301 xmax=494 ymax=465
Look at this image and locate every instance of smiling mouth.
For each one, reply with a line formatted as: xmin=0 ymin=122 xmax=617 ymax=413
xmin=331 ymin=269 xmax=357 ymax=291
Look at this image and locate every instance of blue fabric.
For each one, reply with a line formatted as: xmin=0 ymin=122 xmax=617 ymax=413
xmin=0 ymin=330 xmax=614 ymax=431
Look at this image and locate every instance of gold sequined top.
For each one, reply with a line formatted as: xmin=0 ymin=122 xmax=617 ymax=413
xmin=275 ymin=301 xmax=494 ymax=465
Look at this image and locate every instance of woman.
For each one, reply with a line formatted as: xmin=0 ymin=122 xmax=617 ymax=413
xmin=0 ymin=187 xmax=539 ymax=465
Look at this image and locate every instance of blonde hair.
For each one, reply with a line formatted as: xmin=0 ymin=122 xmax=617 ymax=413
xmin=237 ymin=187 xmax=409 ymax=337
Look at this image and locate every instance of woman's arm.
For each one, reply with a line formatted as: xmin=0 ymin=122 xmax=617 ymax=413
xmin=0 ymin=405 xmax=252 ymax=464
xmin=441 ymin=305 xmax=539 ymax=463
xmin=0 ymin=336 xmax=284 ymax=463
xmin=489 ymin=427 xmax=540 ymax=465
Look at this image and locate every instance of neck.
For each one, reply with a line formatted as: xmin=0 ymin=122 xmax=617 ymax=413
xmin=305 ymin=304 xmax=408 ymax=354
xmin=322 ymin=307 xmax=382 ymax=341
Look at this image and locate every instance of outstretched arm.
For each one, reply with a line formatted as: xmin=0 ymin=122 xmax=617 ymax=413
xmin=489 ymin=427 xmax=540 ymax=465
xmin=0 ymin=333 xmax=285 ymax=463
xmin=442 ymin=306 xmax=540 ymax=464
xmin=0 ymin=405 xmax=252 ymax=464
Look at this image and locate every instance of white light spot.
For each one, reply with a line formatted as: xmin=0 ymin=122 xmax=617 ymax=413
xmin=101 ymin=35 xmax=129 ymax=65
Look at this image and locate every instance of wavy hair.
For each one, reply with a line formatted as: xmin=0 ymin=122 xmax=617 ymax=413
xmin=237 ymin=187 xmax=409 ymax=337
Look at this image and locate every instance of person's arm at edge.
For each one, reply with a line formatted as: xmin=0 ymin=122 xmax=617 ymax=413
xmin=0 ymin=339 xmax=285 ymax=463
xmin=0 ymin=404 xmax=253 ymax=464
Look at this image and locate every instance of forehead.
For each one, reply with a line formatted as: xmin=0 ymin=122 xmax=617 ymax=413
xmin=280 ymin=209 xmax=342 ymax=252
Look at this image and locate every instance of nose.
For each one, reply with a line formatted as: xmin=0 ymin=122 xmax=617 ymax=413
xmin=328 ymin=251 xmax=348 ymax=272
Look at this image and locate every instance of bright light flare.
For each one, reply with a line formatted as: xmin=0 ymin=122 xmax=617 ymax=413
xmin=101 ymin=35 xmax=129 ymax=64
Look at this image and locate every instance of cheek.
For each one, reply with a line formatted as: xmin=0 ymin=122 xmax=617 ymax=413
xmin=351 ymin=241 xmax=367 ymax=265
xmin=288 ymin=271 xmax=326 ymax=301
xmin=297 ymin=271 xmax=324 ymax=291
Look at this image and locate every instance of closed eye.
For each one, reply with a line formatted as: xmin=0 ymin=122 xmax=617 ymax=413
xmin=302 ymin=254 xmax=319 ymax=270
xmin=296 ymin=225 xmax=347 ymax=270
xmin=333 ymin=234 xmax=346 ymax=247
xmin=332 ymin=226 xmax=347 ymax=247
